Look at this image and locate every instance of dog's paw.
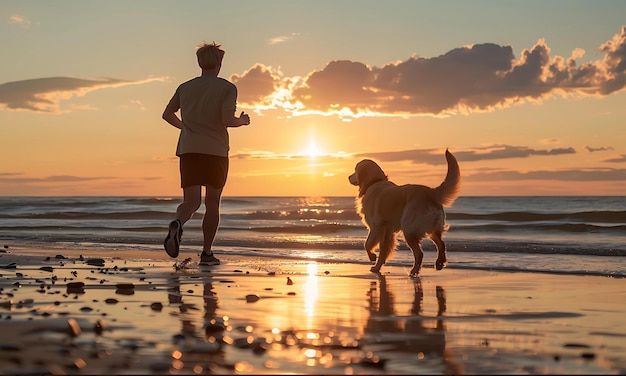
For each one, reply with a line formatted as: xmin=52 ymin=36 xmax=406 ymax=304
xmin=435 ymin=260 xmax=447 ymax=270
xmin=368 ymin=253 xmax=377 ymax=262
xmin=370 ymin=266 xmax=381 ymax=274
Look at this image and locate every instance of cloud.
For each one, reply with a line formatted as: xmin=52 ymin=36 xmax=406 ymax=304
xmin=9 ymin=15 xmax=31 ymax=28
xmin=0 ymin=173 xmax=110 ymax=184
xmin=469 ymin=168 xmax=626 ymax=182
xmin=357 ymin=145 xmax=576 ymax=165
xmin=604 ymin=154 xmax=626 ymax=163
xmin=267 ymin=33 xmax=300 ymax=45
xmin=237 ymin=26 xmax=626 ymax=118
xmin=584 ymin=145 xmax=614 ymax=152
xmin=0 ymin=76 xmax=165 ymax=113
xmin=230 ymin=149 xmax=349 ymax=160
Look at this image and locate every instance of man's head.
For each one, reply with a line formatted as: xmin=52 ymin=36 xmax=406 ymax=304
xmin=196 ymin=42 xmax=225 ymax=70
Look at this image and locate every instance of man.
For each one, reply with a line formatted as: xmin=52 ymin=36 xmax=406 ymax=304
xmin=162 ymin=42 xmax=250 ymax=265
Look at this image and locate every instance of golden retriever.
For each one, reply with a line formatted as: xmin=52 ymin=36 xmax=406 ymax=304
xmin=348 ymin=150 xmax=461 ymax=276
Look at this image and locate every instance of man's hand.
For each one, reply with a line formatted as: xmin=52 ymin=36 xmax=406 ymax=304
xmin=239 ymin=111 xmax=251 ymax=126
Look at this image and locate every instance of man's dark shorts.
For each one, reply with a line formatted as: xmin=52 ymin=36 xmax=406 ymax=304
xmin=179 ymin=153 xmax=229 ymax=189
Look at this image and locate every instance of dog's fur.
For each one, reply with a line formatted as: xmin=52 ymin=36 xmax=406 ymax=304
xmin=348 ymin=150 xmax=461 ymax=276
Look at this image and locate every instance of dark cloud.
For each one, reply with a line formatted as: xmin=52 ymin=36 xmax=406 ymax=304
xmin=0 ymin=76 xmax=164 ymax=113
xmin=357 ymin=145 xmax=576 ymax=165
xmin=231 ymin=64 xmax=281 ymax=105
xmin=585 ymin=145 xmax=614 ymax=152
xmin=468 ymin=168 xmax=626 ymax=182
xmin=237 ymin=26 xmax=626 ymax=117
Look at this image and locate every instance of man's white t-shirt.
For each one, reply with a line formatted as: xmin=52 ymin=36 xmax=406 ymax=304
xmin=166 ymin=76 xmax=238 ymax=157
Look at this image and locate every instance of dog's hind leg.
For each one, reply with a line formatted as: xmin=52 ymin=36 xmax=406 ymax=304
xmin=431 ymin=231 xmax=447 ymax=270
xmin=371 ymin=229 xmax=396 ymax=273
xmin=404 ymin=233 xmax=424 ymax=277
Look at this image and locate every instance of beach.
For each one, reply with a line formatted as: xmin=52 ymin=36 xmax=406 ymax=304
xmin=1 ymin=245 xmax=624 ymax=375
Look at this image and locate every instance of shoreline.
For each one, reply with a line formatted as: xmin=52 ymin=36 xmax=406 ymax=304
xmin=1 ymin=245 xmax=625 ymax=374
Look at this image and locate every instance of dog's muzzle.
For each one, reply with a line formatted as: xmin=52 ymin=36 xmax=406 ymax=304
xmin=348 ymin=173 xmax=358 ymax=186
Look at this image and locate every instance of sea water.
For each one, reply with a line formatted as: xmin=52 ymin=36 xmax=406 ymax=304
xmin=0 ymin=196 xmax=624 ymax=277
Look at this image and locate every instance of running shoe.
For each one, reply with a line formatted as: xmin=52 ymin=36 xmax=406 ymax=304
xmin=164 ymin=219 xmax=183 ymax=258
xmin=199 ymin=252 xmax=220 ymax=266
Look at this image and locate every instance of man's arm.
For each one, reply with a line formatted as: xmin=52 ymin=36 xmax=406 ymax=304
xmin=162 ymin=106 xmax=184 ymax=129
xmin=222 ymin=109 xmax=250 ymax=128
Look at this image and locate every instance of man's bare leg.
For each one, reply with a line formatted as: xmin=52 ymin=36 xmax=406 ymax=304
xmin=175 ymin=185 xmax=202 ymax=225
xmin=202 ymin=185 xmax=223 ymax=255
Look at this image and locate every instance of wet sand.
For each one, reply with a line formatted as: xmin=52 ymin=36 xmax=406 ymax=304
xmin=0 ymin=245 xmax=625 ymax=375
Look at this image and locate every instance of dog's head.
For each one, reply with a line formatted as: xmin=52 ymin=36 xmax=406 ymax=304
xmin=348 ymin=159 xmax=388 ymax=197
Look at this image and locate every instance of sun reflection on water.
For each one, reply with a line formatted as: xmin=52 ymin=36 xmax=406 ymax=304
xmin=304 ymin=262 xmax=319 ymax=318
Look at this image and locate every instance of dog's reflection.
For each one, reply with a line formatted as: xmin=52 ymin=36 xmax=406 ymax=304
xmin=365 ymin=274 xmax=456 ymax=370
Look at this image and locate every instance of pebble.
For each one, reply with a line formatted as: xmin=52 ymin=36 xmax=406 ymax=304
xmin=40 ymin=266 xmax=54 ymax=272
xmin=564 ymin=343 xmax=590 ymax=348
xmin=286 ymin=277 xmax=293 ymax=285
xmin=150 ymin=302 xmax=163 ymax=311
xmin=581 ymin=352 xmax=596 ymax=360
xmin=86 ymin=258 xmax=105 ymax=267
xmin=67 ymin=282 xmax=85 ymax=294
xmin=116 ymin=283 xmax=135 ymax=295
xmin=18 ymin=298 xmax=34 ymax=306
xmin=105 ymin=298 xmax=119 ymax=304
xmin=245 ymin=294 xmax=260 ymax=303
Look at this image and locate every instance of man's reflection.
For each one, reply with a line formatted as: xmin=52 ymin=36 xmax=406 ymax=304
xmin=167 ymin=275 xmax=220 ymax=339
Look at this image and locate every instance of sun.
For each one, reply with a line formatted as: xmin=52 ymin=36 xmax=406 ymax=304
xmin=303 ymin=139 xmax=322 ymax=158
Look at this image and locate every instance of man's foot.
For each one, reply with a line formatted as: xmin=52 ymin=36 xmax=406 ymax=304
xmin=199 ymin=252 xmax=220 ymax=266
xmin=164 ymin=220 xmax=183 ymax=258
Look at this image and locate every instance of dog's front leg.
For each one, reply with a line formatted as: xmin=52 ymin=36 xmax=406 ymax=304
xmin=370 ymin=255 xmax=385 ymax=274
xmin=364 ymin=230 xmax=378 ymax=262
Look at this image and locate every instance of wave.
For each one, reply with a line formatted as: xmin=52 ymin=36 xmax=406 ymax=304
xmin=449 ymin=210 xmax=626 ymax=223
xmin=454 ymin=223 xmax=626 ymax=233
xmin=2 ymin=216 xmax=624 ymax=237
xmin=0 ymin=211 xmax=173 ymax=220
xmin=3 ymin=206 xmax=623 ymax=224
xmin=223 ymin=223 xmax=357 ymax=234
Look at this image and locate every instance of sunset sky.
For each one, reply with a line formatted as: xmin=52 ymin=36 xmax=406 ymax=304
xmin=1 ymin=1 xmax=625 ymax=197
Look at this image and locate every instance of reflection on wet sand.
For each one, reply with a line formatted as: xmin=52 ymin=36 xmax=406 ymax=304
xmin=364 ymin=274 xmax=461 ymax=373
xmin=166 ymin=274 xmax=226 ymax=372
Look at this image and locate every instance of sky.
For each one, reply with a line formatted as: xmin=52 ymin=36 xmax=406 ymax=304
xmin=1 ymin=0 xmax=625 ymax=197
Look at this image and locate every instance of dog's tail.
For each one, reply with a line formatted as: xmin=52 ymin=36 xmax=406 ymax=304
xmin=433 ymin=149 xmax=461 ymax=207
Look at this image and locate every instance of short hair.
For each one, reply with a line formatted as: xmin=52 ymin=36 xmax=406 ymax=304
xmin=196 ymin=42 xmax=225 ymax=70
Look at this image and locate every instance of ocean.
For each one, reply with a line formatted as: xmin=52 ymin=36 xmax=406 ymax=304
xmin=0 ymin=196 xmax=624 ymax=277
